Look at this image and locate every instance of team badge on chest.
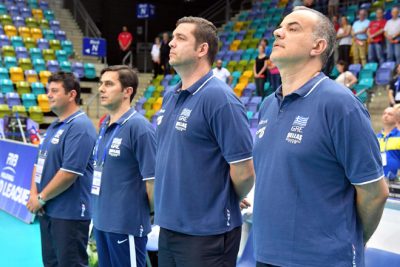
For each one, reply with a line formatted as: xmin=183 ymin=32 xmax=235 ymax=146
xmin=286 ymin=116 xmax=309 ymax=144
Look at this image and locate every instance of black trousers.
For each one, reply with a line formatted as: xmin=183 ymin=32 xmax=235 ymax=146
xmin=39 ymin=214 xmax=90 ymax=267
xmin=257 ymin=262 xmax=281 ymax=267
xmin=158 ymin=226 xmax=241 ymax=267
xmin=338 ymin=45 xmax=351 ymax=65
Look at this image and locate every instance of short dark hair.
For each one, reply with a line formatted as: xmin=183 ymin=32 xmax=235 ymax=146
xmin=48 ymin=72 xmax=81 ymax=104
xmin=100 ymin=65 xmax=138 ymax=102
xmin=293 ymin=6 xmax=336 ymax=68
xmin=176 ymin=16 xmax=219 ymax=65
xmin=337 ymin=59 xmax=348 ymax=71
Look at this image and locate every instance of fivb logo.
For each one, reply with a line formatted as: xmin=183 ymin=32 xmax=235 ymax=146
xmin=0 ymin=153 xmax=19 ymax=182
xmin=286 ymin=116 xmax=309 ymax=144
xmin=175 ymin=108 xmax=192 ymax=131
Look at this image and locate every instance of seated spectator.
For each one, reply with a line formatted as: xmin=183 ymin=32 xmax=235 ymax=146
xmin=337 ymin=16 xmax=352 ymax=64
xmin=367 ymin=8 xmax=386 ymax=64
xmin=351 ymin=9 xmax=370 ymax=66
xmin=384 ymin=7 xmax=400 ymax=65
xmin=213 ymin=59 xmax=232 ymax=85
xmin=335 ymin=60 xmax=358 ymax=89
xmin=388 ymin=64 xmax=400 ymax=106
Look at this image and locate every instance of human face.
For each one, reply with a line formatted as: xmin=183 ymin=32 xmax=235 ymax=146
xmin=169 ymin=23 xmax=199 ymax=68
xmin=382 ymin=107 xmax=397 ymax=126
xmin=340 ymin=16 xmax=347 ymax=26
xmin=392 ymin=8 xmax=399 ymax=19
xmin=359 ymin=10 xmax=366 ymax=20
xmin=336 ymin=63 xmax=344 ymax=73
xmin=163 ymin=33 xmax=169 ymax=42
xmin=47 ymin=81 xmax=74 ymax=115
xmin=376 ymin=9 xmax=383 ymax=20
xmin=216 ymin=60 xmax=222 ymax=69
xmin=271 ymin=10 xmax=318 ymax=66
xmin=98 ymin=71 xmax=129 ymax=112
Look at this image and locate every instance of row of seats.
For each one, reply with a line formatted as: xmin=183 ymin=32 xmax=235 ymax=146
xmin=0 ymin=80 xmax=45 ymax=95
xmin=0 ymin=25 xmax=66 ymax=40
xmin=0 ymin=103 xmax=44 ymax=122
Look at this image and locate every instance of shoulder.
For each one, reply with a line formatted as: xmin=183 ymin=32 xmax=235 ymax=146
xmin=126 ymin=112 xmax=155 ymax=136
xmin=69 ymin=114 xmax=96 ymax=136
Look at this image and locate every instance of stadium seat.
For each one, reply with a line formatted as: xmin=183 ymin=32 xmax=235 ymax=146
xmin=72 ymin=62 xmax=84 ymax=78
xmin=13 ymin=16 xmax=25 ymax=28
xmin=42 ymin=49 xmax=55 ymax=62
xmin=20 ymin=8 xmax=32 ymax=19
xmin=6 ymin=92 xmax=21 ymax=107
xmin=30 ymin=47 xmax=43 ymax=61
xmin=349 ymin=64 xmax=362 ymax=77
xmin=0 ymin=92 xmax=4 ymax=104
xmin=15 ymin=46 xmax=29 ymax=59
xmin=152 ymin=97 xmax=163 ymax=111
xmin=39 ymin=19 xmax=49 ymax=29
xmin=39 ymin=1 xmax=50 ymax=10
xmin=43 ymin=29 xmax=55 ymax=40
xmin=31 ymin=27 xmax=43 ymax=41
xmin=31 ymin=9 xmax=43 ymax=20
xmin=84 ymin=63 xmax=96 ymax=79
xmin=16 ymin=81 xmax=30 ymax=95
xmin=28 ymin=105 xmax=43 ymax=123
xmin=55 ymin=30 xmax=66 ymax=41
xmin=11 ymin=36 xmax=24 ymax=48
xmin=0 ymin=34 xmax=10 ymax=46
xmin=0 ymin=67 xmax=9 ymax=79
xmin=22 ymin=93 xmax=36 ymax=109
xmin=375 ymin=68 xmax=392 ymax=86
xmin=59 ymin=61 xmax=71 ymax=72
xmin=381 ymin=61 xmax=396 ymax=71
xmin=8 ymin=6 xmax=20 ymax=17
xmin=61 ymin=40 xmax=73 ymax=56
xmin=0 ymin=78 xmax=13 ymax=93
xmin=10 ymin=67 xmax=24 ymax=83
xmin=4 ymin=24 xmax=17 ymax=37
xmin=55 ymin=49 xmax=68 ymax=62
xmin=31 ymin=82 xmax=45 ymax=96
xmin=0 ymin=14 xmax=13 ymax=26
xmin=25 ymin=17 xmax=38 ymax=28
xmin=49 ymin=20 xmax=60 ymax=31
xmin=37 ymin=94 xmax=50 ymax=112
xmin=46 ymin=60 xmax=59 ymax=73
xmin=363 ymin=62 xmax=378 ymax=72
xmin=25 ymin=69 xmax=38 ymax=83
xmin=4 ymin=56 xmax=17 ymax=68
xmin=359 ymin=69 xmax=374 ymax=80
xmin=39 ymin=70 xmax=51 ymax=85
xmin=2 ymin=45 xmax=15 ymax=57
xmin=33 ymin=58 xmax=46 ymax=72
xmin=0 ymin=103 xmax=11 ymax=118
xmin=23 ymin=37 xmax=36 ymax=49
xmin=246 ymin=96 xmax=262 ymax=112
xmin=18 ymin=57 xmax=33 ymax=70
xmin=49 ymin=39 xmax=61 ymax=50
xmin=27 ymin=0 xmax=39 ymax=9
xmin=43 ymin=10 xmax=54 ymax=21
xmin=0 ymin=4 xmax=6 ymax=16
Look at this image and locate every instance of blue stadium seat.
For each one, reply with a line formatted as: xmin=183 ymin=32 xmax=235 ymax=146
xmin=37 ymin=38 xmax=49 ymax=49
xmin=349 ymin=64 xmax=362 ymax=77
xmin=381 ymin=61 xmax=396 ymax=71
xmin=15 ymin=46 xmax=28 ymax=58
xmin=46 ymin=60 xmax=59 ymax=73
xmin=61 ymin=40 xmax=73 ymax=56
xmin=375 ymin=68 xmax=392 ymax=86
xmin=0 ymin=67 xmax=9 ymax=79
xmin=11 ymin=35 xmax=24 ymax=48
xmin=12 ymin=16 xmax=25 ymax=28
xmin=6 ymin=92 xmax=20 ymax=107
xmin=29 ymin=47 xmax=43 ymax=61
xmin=33 ymin=58 xmax=46 ymax=72
xmin=4 ymin=56 xmax=17 ymax=68
xmin=20 ymin=7 xmax=32 ymax=19
xmin=0 ymin=78 xmax=13 ymax=94
xmin=72 ymin=61 xmax=84 ymax=78
xmin=0 ymin=34 xmax=10 ymax=46
xmin=49 ymin=20 xmax=60 ymax=31
xmin=55 ymin=30 xmax=66 ymax=41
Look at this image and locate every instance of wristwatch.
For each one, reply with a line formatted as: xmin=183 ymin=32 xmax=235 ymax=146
xmin=37 ymin=194 xmax=46 ymax=206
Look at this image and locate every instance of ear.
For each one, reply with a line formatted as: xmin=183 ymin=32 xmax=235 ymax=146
xmin=69 ymin=89 xmax=77 ymax=102
xmin=197 ymin=42 xmax=209 ymax=59
xmin=124 ymin=87 xmax=133 ymax=100
xmin=310 ymin=39 xmax=328 ymax=57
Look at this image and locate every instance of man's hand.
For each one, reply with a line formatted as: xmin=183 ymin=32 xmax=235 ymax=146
xmin=26 ymin=193 xmax=44 ymax=214
xmin=240 ymin=198 xmax=251 ymax=210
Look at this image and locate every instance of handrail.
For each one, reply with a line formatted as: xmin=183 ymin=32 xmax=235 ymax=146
xmin=355 ymin=88 xmax=367 ymax=97
xmin=85 ymin=91 xmax=100 ymax=118
xmin=72 ymin=0 xmax=101 ymax=37
xmin=198 ymin=0 xmax=238 ymax=25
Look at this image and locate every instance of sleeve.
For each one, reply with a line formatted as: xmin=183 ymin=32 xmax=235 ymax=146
xmin=331 ymin=105 xmax=383 ymax=185
xmin=61 ymin=124 xmax=96 ymax=176
xmin=134 ymin=124 xmax=156 ymax=180
xmin=210 ymin=101 xmax=253 ymax=163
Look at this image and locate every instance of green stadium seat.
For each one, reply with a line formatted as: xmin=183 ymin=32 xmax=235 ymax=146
xmin=18 ymin=58 xmax=33 ymax=71
xmin=25 ymin=17 xmax=39 ymax=28
xmin=2 ymin=45 xmax=15 ymax=57
xmin=0 ymin=103 xmax=11 ymax=118
xmin=49 ymin=39 xmax=61 ymax=50
xmin=24 ymin=37 xmax=36 ymax=49
xmin=42 ymin=49 xmax=55 ymax=61
xmin=29 ymin=105 xmax=44 ymax=123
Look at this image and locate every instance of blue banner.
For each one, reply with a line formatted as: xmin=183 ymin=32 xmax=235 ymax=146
xmin=136 ymin=3 xmax=155 ymax=19
xmin=0 ymin=139 xmax=37 ymax=223
xmin=82 ymin=37 xmax=107 ymax=57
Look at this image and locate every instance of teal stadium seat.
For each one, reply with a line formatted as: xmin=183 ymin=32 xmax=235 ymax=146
xmin=0 ymin=79 xmax=14 ymax=94
xmin=31 ymin=82 xmax=46 ymax=96
xmin=84 ymin=63 xmax=96 ymax=79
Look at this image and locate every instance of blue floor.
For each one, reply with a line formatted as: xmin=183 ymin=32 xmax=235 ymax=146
xmin=0 ymin=210 xmax=42 ymax=267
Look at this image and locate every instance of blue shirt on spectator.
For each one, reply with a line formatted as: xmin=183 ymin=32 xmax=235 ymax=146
xmin=253 ymin=73 xmax=383 ymax=267
xmin=377 ymin=127 xmax=400 ymax=179
xmin=154 ymin=71 xmax=253 ymax=236
xmin=353 ymin=19 xmax=370 ymax=40
xmin=91 ymin=108 xmax=155 ymax=236
xmin=37 ymin=110 xmax=96 ymax=220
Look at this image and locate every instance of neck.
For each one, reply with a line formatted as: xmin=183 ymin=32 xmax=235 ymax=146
xmin=383 ymin=125 xmax=395 ymax=135
xmin=277 ymin=61 xmax=322 ymax=97
xmin=58 ymin=105 xmax=80 ymax=121
xmin=175 ymin=62 xmax=211 ymax=90
xmin=108 ymin=102 xmax=131 ymax=125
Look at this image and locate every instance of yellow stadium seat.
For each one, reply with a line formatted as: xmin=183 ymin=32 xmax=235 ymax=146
xmin=234 ymin=21 xmax=244 ymax=32
xmin=4 ymin=25 xmax=17 ymax=37
xmin=18 ymin=26 xmax=31 ymax=38
xmin=39 ymin=70 xmax=51 ymax=85
xmin=239 ymin=76 xmax=250 ymax=84
xmin=242 ymin=70 xmax=253 ymax=79
xmin=230 ymin=40 xmax=241 ymax=51
xmin=31 ymin=9 xmax=44 ymax=20
xmin=37 ymin=94 xmax=50 ymax=112
xmin=30 ymin=28 xmax=43 ymax=41
xmin=25 ymin=70 xmax=39 ymax=83
xmin=29 ymin=105 xmax=44 ymax=123
xmin=152 ymin=97 xmax=163 ymax=111
xmin=233 ymin=82 xmax=247 ymax=97
xmin=12 ymin=105 xmax=27 ymax=117
xmin=9 ymin=67 xmax=24 ymax=83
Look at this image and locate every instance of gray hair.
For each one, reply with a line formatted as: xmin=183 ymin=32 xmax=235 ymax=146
xmin=293 ymin=6 xmax=336 ymax=67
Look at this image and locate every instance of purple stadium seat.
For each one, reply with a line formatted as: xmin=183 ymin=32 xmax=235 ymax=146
xmin=250 ymin=112 xmax=259 ymax=128
xmin=72 ymin=61 xmax=84 ymax=78
xmin=7 ymin=5 xmax=19 ymax=17
xmin=49 ymin=20 xmax=60 ymax=31
xmin=0 ymin=92 xmax=4 ymax=104
xmin=12 ymin=16 xmax=25 ymax=27
xmin=6 ymin=92 xmax=21 ymax=107
xmin=39 ymin=1 xmax=49 ymax=10
xmin=16 ymin=0 xmax=26 ymax=9
xmin=380 ymin=61 xmax=396 ymax=71
xmin=0 ymin=34 xmax=10 ymax=47
xmin=46 ymin=60 xmax=59 ymax=73
xmin=375 ymin=68 xmax=393 ymax=86
xmin=15 ymin=46 xmax=28 ymax=58
xmin=246 ymin=96 xmax=262 ymax=112
xmin=240 ymin=96 xmax=250 ymax=106
xmin=19 ymin=7 xmax=31 ymax=19
xmin=37 ymin=38 xmax=49 ymax=49
xmin=232 ymin=50 xmax=244 ymax=61
xmin=55 ymin=30 xmax=67 ymax=41
xmin=349 ymin=64 xmax=362 ymax=77
xmin=242 ymin=83 xmax=256 ymax=97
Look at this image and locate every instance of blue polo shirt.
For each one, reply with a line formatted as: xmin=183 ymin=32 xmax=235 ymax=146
xmin=37 ymin=110 xmax=96 ymax=220
xmin=377 ymin=127 xmax=400 ymax=179
xmin=253 ymin=73 xmax=383 ymax=267
xmin=91 ymin=108 xmax=155 ymax=237
xmin=154 ymin=71 xmax=253 ymax=235
xmin=352 ymin=19 xmax=370 ymax=40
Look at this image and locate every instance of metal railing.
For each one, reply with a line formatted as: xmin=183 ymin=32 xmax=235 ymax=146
xmin=85 ymin=91 xmax=100 ymax=119
xmin=63 ymin=0 xmax=101 ymax=38
xmin=198 ymin=0 xmax=239 ymax=26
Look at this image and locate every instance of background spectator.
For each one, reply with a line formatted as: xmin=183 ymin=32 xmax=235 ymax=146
xmin=160 ymin=32 xmax=171 ymax=75
xmin=253 ymin=45 xmax=269 ymax=98
xmin=367 ymin=8 xmax=386 ymax=64
xmin=351 ymin=9 xmax=370 ymax=66
xmin=328 ymin=0 xmax=339 ymax=18
xmin=337 ymin=16 xmax=352 ymax=64
xmin=213 ymin=59 xmax=232 ymax=85
xmin=384 ymin=7 xmax=400 ymax=65
xmin=335 ymin=59 xmax=358 ymax=90
xmin=388 ymin=64 xmax=400 ymax=106
xmin=151 ymin=36 xmax=161 ymax=78
xmin=118 ymin=26 xmax=133 ymax=66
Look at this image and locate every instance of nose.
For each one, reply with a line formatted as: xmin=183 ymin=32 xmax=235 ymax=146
xmin=273 ymin=27 xmax=284 ymax=39
xmin=169 ymin=38 xmax=175 ymax=48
